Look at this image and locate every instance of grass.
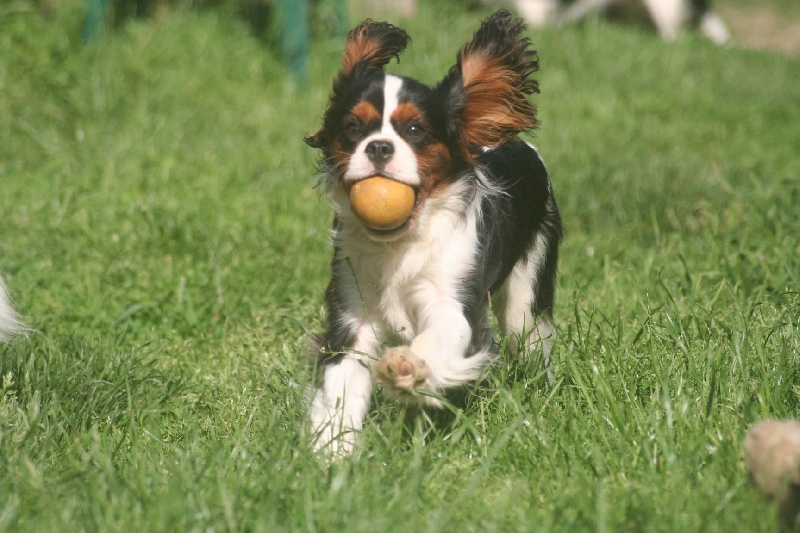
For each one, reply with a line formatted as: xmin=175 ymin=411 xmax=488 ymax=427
xmin=1 ymin=0 xmax=799 ymax=531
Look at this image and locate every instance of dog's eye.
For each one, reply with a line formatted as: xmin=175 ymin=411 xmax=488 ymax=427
xmin=344 ymin=122 xmax=364 ymax=142
xmin=404 ymin=123 xmax=426 ymax=141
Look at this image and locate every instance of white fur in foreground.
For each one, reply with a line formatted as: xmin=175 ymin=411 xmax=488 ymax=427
xmin=0 ymin=275 xmax=24 ymax=342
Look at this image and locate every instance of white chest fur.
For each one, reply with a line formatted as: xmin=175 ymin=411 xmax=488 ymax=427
xmin=334 ymin=183 xmax=480 ymax=344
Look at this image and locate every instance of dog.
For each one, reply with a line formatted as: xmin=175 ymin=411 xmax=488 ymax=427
xmin=305 ymin=10 xmax=562 ymax=455
xmin=0 ymin=275 xmax=24 ymax=343
xmin=492 ymin=0 xmax=730 ymax=44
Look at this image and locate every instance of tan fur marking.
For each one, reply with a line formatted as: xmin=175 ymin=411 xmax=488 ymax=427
xmin=339 ymin=22 xmax=409 ymax=75
xmin=415 ymin=140 xmax=453 ymax=204
xmin=391 ymin=102 xmax=422 ymax=125
xmin=459 ymin=51 xmax=537 ymax=154
xmin=350 ymin=100 xmax=382 ymax=124
xmin=342 ymin=39 xmax=382 ymax=73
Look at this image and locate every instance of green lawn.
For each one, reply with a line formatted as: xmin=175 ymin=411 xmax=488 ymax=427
xmin=1 ymin=1 xmax=798 ymax=531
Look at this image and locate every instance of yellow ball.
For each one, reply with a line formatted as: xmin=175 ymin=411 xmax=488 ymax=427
xmin=349 ymin=177 xmax=416 ymax=231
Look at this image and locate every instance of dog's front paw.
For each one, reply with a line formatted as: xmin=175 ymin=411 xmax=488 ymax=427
xmin=374 ymin=346 xmax=431 ymax=398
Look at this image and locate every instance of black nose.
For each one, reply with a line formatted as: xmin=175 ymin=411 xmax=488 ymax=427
xmin=365 ymin=140 xmax=394 ymax=164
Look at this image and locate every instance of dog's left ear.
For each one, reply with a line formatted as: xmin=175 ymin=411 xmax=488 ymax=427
xmin=436 ymin=10 xmax=539 ymax=159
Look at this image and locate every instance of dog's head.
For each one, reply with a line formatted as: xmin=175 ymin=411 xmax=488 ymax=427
xmin=306 ymin=10 xmax=539 ymax=239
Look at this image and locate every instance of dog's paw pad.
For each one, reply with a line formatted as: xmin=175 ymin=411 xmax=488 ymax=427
xmin=397 ymin=358 xmax=415 ymax=377
xmin=374 ymin=346 xmax=430 ymax=393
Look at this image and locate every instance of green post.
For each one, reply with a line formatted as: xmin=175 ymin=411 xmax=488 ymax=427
xmin=83 ymin=0 xmax=111 ymax=43
xmin=275 ymin=0 xmax=309 ymax=82
xmin=332 ymin=0 xmax=348 ymax=37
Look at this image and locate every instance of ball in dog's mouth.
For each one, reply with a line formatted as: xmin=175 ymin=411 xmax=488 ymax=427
xmin=349 ymin=176 xmax=416 ymax=231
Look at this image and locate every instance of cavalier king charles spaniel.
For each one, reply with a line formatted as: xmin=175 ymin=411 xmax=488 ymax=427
xmin=306 ymin=10 xmax=562 ymax=454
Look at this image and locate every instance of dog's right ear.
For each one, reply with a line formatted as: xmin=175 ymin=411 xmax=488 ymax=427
xmin=305 ymin=21 xmax=410 ymax=150
xmin=339 ymin=20 xmax=410 ymax=76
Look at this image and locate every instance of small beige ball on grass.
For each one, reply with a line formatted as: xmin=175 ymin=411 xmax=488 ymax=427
xmin=349 ymin=177 xmax=416 ymax=231
xmin=745 ymin=419 xmax=800 ymax=531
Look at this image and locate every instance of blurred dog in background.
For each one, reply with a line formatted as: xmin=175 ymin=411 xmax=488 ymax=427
xmin=484 ymin=0 xmax=730 ymax=44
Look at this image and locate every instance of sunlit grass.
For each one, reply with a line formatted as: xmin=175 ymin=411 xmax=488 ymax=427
xmin=1 ymin=1 xmax=798 ymax=530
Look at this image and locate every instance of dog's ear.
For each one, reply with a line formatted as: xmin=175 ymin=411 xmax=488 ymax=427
xmin=340 ymin=20 xmax=410 ymax=75
xmin=436 ymin=10 xmax=539 ymax=159
xmin=305 ymin=21 xmax=410 ymax=150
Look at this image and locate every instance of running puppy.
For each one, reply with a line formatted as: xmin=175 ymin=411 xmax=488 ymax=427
xmin=306 ymin=10 xmax=562 ymax=454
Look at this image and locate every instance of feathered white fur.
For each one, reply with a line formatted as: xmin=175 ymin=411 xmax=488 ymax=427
xmin=0 ymin=276 xmax=24 ymax=342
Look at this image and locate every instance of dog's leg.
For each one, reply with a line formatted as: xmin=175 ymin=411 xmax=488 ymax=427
xmin=493 ymin=231 xmax=558 ymax=370
xmin=311 ymin=255 xmax=384 ymax=456
xmin=493 ymin=272 xmax=555 ymax=369
xmin=696 ymin=9 xmax=730 ymax=45
xmin=311 ymin=356 xmax=373 ymax=456
xmin=509 ymin=0 xmax=560 ymax=27
xmin=374 ymin=291 xmax=491 ymax=406
xmin=311 ymin=321 xmax=380 ymax=456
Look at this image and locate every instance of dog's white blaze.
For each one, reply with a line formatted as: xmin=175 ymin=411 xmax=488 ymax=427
xmin=344 ymin=75 xmax=420 ymax=187
xmin=381 ymin=75 xmax=402 ymax=131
